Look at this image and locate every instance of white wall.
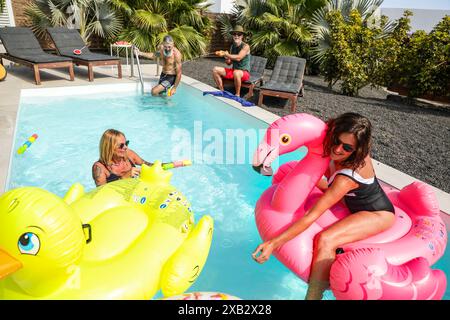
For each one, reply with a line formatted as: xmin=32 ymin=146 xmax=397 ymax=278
xmin=0 ymin=0 xmax=16 ymax=28
xmin=207 ymin=0 xmax=236 ymax=13
xmin=380 ymin=8 xmax=450 ymax=32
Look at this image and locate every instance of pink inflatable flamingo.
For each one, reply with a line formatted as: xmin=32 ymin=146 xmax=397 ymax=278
xmin=252 ymin=113 xmax=447 ymax=300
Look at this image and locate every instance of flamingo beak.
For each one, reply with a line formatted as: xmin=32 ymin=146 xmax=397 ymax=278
xmin=0 ymin=249 xmax=22 ymax=280
xmin=252 ymin=141 xmax=277 ymax=176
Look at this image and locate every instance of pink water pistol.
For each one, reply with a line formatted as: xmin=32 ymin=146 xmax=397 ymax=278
xmin=162 ymin=160 xmax=192 ymax=170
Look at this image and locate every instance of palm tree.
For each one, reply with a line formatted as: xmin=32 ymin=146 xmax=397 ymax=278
xmin=310 ymin=0 xmax=395 ymax=63
xmin=218 ymin=0 xmax=326 ymax=66
xmin=25 ymin=0 xmax=122 ymax=43
xmin=113 ymin=0 xmax=213 ymax=61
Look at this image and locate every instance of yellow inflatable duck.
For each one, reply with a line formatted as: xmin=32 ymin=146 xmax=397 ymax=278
xmin=0 ymin=161 xmax=214 ymax=299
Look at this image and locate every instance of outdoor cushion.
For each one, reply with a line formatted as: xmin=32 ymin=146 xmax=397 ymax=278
xmin=261 ymin=56 xmax=306 ymax=94
xmin=47 ymin=27 xmax=118 ymax=61
xmin=244 ymin=55 xmax=267 ymax=84
xmin=0 ymin=27 xmax=72 ymax=63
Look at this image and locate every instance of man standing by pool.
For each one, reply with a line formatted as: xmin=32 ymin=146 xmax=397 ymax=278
xmin=212 ymin=25 xmax=251 ymax=97
xmin=137 ymin=35 xmax=182 ymax=96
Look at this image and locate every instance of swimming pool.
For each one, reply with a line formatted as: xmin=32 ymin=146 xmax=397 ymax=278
xmin=7 ymin=83 xmax=450 ymax=300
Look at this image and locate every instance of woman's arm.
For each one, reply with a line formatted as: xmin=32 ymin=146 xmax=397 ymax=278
xmin=316 ymin=177 xmax=328 ymax=191
xmin=127 ymin=149 xmax=153 ymax=166
xmin=92 ymin=162 xmax=108 ymax=187
xmin=252 ymin=176 xmax=357 ymax=263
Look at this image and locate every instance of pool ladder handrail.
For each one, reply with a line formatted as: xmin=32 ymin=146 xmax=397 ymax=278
xmin=133 ymin=45 xmax=145 ymax=93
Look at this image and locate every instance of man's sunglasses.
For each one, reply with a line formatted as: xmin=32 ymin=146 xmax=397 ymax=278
xmin=333 ymin=136 xmax=354 ymax=153
xmin=232 ymin=33 xmax=243 ymax=37
xmin=118 ymin=140 xmax=129 ymax=150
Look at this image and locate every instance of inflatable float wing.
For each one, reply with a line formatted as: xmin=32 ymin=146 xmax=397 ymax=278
xmin=0 ymin=161 xmax=214 ymax=299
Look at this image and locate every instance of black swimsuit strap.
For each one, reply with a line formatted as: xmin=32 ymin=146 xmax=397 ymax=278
xmin=99 ymin=157 xmax=135 ymax=177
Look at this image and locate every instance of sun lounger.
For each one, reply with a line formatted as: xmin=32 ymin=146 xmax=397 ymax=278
xmin=0 ymin=27 xmax=74 ymax=85
xmin=258 ymin=56 xmax=306 ymax=112
xmin=47 ymin=27 xmax=121 ymax=82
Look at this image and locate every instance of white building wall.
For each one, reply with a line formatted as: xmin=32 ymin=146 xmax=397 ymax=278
xmin=0 ymin=0 xmax=16 ymax=27
xmin=0 ymin=0 xmax=16 ymax=54
xmin=207 ymin=0 xmax=236 ymax=13
xmin=379 ymin=8 xmax=450 ymax=32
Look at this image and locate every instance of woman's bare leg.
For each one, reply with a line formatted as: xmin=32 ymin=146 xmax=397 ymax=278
xmin=305 ymin=210 xmax=395 ymax=300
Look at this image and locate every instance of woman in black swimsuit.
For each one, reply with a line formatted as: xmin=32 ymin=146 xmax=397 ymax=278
xmin=252 ymin=113 xmax=396 ymax=300
xmin=92 ymin=129 xmax=154 ymax=187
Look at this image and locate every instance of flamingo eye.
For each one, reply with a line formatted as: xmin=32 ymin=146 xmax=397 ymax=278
xmin=280 ymin=134 xmax=291 ymax=145
xmin=18 ymin=232 xmax=40 ymax=255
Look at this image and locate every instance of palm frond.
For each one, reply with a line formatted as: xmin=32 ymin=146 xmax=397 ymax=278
xmin=273 ymin=40 xmax=301 ymax=57
xmin=24 ymin=4 xmax=52 ymax=38
xmin=48 ymin=0 xmax=67 ymax=26
xmin=131 ymin=9 xmax=167 ymax=33
xmin=120 ymin=26 xmax=159 ymax=52
xmin=108 ymin=0 xmax=132 ymax=15
xmin=250 ymin=30 xmax=280 ymax=52
xmin=168 ymin=24 xmax=207 ymax=60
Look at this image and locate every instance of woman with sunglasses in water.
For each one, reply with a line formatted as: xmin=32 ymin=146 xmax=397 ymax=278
xmin=252 ymin=113 xmax=396 ymax=300
xmin=92 ymin=129 xmax=155 ymax=186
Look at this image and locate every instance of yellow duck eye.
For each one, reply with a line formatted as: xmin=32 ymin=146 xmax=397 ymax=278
xmin=18 ymin=232 xmax=40 ymax=255
xmin=280 ymin=134 xmax=291 ymax=146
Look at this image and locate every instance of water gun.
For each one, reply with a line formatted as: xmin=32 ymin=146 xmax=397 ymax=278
xmin=166 ymin=86 xmax=174 ymax=97
xmin=17 ymin=134 xmax=38 ymax=154
xmin=215 ymin=50 xmax=229 ymax=57
xmin=162 ymin=160 xmax=192 ymax=170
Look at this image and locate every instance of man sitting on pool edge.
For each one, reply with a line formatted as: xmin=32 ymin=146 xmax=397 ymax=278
xmin=136 ymin=35 xmax=182 ymax=96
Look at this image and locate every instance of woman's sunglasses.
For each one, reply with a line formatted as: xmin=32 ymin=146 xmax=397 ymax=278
xmin=333 ymin=136 xmax=354 ymax=153
xmin=118 ymin=140 xmax=129 ymax=150
xmin=232 ymin=33 xmax=243 ymax=37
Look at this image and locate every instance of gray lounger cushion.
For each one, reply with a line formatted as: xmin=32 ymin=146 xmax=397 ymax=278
xmin=47 ymin=27 xmax=118 ymax=61
xmin=244 ymin=55 xmax=268 ymax=84
xmin=0 ymin=27 xmax=72 ymax=63
xmin=261 ymin=56 xmax=306 ymax=94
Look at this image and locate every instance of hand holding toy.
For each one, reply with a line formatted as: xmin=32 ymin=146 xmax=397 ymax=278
xmin=215 ymin=50 xmax=229 ymax=58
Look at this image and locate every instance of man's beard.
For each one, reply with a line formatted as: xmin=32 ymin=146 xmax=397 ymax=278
xmin=163 ymin=49 xmax=173 ymax=57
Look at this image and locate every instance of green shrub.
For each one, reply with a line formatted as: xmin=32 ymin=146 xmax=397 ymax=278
xmin=390 ymin=15 xmax=450 ymax=98
xmin=321 ymin=10 xmax=390 ymax=96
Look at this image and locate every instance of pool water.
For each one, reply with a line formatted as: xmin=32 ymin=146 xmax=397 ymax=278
xmin=7 ymin=83 xmax=449 ymax=300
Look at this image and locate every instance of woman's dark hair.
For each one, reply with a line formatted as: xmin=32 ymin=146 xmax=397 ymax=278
xmin=323 ymin=112 xmax=372 ymax=170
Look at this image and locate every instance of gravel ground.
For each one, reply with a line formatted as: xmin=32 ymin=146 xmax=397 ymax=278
xmin=182 ymin=57 xmax=450 ymax=193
